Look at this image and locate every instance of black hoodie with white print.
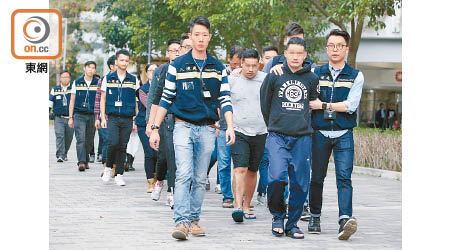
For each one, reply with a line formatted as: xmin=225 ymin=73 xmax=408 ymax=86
xmin=260 ymin=60 xmax=319 ymax=137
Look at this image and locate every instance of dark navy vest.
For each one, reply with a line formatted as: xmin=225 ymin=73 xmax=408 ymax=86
xmin=105 ymin=71 xmax=137 ymax=117
xmin=52 ymin=83 xmax=72 ymax=116
xmin=135 ymin=81 xmax=149 ymax=127
xmin=73 ymin=76 xmax=98 ymax=114
xmin=312 ymin=63 xmax=359 ymax=130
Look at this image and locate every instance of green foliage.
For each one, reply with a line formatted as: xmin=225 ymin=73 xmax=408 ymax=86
xmin=166 ymin=0 xmax=328 ymax=61
xmin=49 ymin=0 xmax=99 ymax=89
xmin=96 ymin=0 xmax=188 ymax=64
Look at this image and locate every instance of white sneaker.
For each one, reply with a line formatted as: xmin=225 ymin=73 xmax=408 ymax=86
xmin=151 ymin=181 xmax=164 ymax=201
xmin=102 ymin=167 xmax=112 ymax=183
xmin=257 ymin=194 xmax=267 ymax=205
xmin=215 ymin=184 xmax=222 ymax=194
xmin=167 ymin=192 xmax=174 ymax=209
xmin=114 ymin=174 xmax=126 ymax=186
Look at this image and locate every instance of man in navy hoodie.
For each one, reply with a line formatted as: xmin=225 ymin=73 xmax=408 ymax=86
xmin=260 ymin=37 xmax=319 ymax=239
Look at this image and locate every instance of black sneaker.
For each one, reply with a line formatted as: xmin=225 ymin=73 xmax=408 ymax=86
xmin=338 ymin=217 xmax=357 ymax=240
xmin=308 ymin=216 xmax=321 ymax=234
xmin=57 ymin=157 xmax=64 ymax=163
xmin=63 ymin=156 xmax=68 ymax=161
xmin=300 ymin=205 xmax=311 ymax=221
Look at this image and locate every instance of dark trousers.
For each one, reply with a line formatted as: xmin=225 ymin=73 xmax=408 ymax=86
xmin=155 ymin=115 xmax=177 ymax=190
xmin=73 ymin=112 xmax=95 ymax=164
xmin=98 ymin=127 xmax=105 ymax=155
xmin=106 ymin=115 xmax=133 ymax=175
xmin=309 ymin=130 xmax=354 ymax=220
xmin=137 ymin=126 xmax=157 ymax=179
xmin=54 ymin=116 xmax=74 ymax=159
xmin=266 ymin=132 xmax=311 ymax=231
xmin=98 ymin=127 xmax=109 ymax=163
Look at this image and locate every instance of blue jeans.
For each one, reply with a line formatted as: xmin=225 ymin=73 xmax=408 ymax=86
xmin=172 ymin=121 xmax=216 ymax=225
xmin=309 ymin=130 xmax=354 ymax=220
xmin=217 ymin=129 xmax=233 ymax=201
xmin=98 ymin=127 xmax=108 ymax=163
xmin=266 ymin=132 xmax=311 ymax=231
xmin=257 ymin=147 xmax=268 ymax=195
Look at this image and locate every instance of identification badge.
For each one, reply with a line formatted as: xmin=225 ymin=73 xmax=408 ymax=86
xmin=62 ymin=99 xmax=67 ymax=106
xmin=82 ymin=103 xmax=87 ymax=108
xmin=115 ymin=101 xmax=123 ymax=107
xmin=202 ymin=90 xmax=211 ymax=99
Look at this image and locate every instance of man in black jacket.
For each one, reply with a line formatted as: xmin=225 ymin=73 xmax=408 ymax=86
xmin=260 ymin=37 xmax=319 ymax=239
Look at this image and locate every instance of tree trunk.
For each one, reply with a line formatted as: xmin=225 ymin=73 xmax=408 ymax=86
xmin=250 ymin=28 xmax=262 ymax=54
xmin=347 ymin=17 xmax=364 ymax=68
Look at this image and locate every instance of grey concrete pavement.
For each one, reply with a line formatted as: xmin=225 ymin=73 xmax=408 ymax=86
xmin=49 ymin=125 xmax=402 ymax=250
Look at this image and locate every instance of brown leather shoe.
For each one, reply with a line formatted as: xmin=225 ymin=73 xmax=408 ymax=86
xmin=190 ymin=221 xmax=205 ymax=236
xmin=85 ymin=163 xmax=90 ymax=169
xmin=172 ymin=222 xmax=189 ymax=240
xmin=147 ymin=178 xmax=155 ymax=193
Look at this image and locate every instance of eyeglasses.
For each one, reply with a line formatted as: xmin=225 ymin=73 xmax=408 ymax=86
xmin=167 ymin=49 xmax=180 ymax=54
xmin=326 ymin=44 xmax=347 ymax=51
xmin=181 ymin=45 xmax=192 ymax=50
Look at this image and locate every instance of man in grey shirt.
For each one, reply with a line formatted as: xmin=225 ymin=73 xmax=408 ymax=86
xmin=229 ymin=49 xmax=268 ymax=222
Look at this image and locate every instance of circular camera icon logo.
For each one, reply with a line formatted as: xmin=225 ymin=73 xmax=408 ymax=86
xmin=23 ymin=16 xmax=50 ymax=44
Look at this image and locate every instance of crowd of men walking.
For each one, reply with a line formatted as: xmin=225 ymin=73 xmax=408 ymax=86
xmin=49 ymin=16 xmax=363 ymax=242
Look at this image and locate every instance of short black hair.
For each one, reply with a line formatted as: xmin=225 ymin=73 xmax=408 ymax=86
xmin=115 ymin=49 xmax=130 ymax=58
xmin=262 ymin=45 xmax=278 ymax=55
xmin=242 ymin=48 xmax=259 ymax=61
xmin=145 ymin=63 xmax=157 ymax=72
xmin=167 ymin=38 xmax=181 ymax=48
xmin=180 ymin=33 xmax=189 ymax=44
xmin=326 ymin=29 xmax=350 ymax=45
xmin=285 ymin=22 xmax=304 ymax=37
xmin=84 ymin=61 xmax=96 ymax=68
xmin=60 ymin=70 xmax=70 ymax=76
xmin=286 ymin=37 xmax=307 ymax=51
xmin=107 ymin=55 xmax=116 ymax=69
xmin=229 ymin=45 xmax=245 ymax=59
xmin=189 ymin=16 xmax=210 ymax=32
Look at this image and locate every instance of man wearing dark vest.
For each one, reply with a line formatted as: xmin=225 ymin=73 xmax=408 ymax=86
xmin=308 ymin=29 xmax=364 ymax=240
xmin=150 ymin=16 xmax=235 ymax=240
xmin=68 ymin=61 xmax=98 ymax=172
xmin=50 ymin=70 xmax=74 ymax=162
xmin=100 ymin=49 xmax=138 ymax=186
xmin=95 ymin=55 xmax=117 ymax=177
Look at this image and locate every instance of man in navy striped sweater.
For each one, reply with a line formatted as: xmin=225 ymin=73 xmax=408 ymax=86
xmin=149 ymin=16 xmax=235 ymax=240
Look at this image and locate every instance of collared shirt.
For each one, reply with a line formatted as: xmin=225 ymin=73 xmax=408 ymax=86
xmin=319 ymin=64 xmax=364 ymax=138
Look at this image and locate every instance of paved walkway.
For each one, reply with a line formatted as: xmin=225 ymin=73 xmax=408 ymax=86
xmin=49 ymin=125 xmax=401 ymax=250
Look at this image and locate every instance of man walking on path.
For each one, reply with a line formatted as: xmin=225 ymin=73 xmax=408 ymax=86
xmin=50 ymin=70 xmax=74 ymax=162
xmin=100 ymin=49 xmax=138 ymax=186
xmin=260 ymin=37 xmax=319 ymax=239
xmin=68 ymin=61 xmax=99 ymax=172
xmin=308 ymin=29 xmax=364 ymax=240
xmin=149 ymin=16 xmax=235 ymax=240
xmin=229 ymin=48 xmax=267 ymax=222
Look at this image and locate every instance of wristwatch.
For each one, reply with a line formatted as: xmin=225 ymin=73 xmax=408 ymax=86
xmin=151 ymin=124 xmax=160 ymax=130
xmin=322 ymin=102 xmax=327 ymax=110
